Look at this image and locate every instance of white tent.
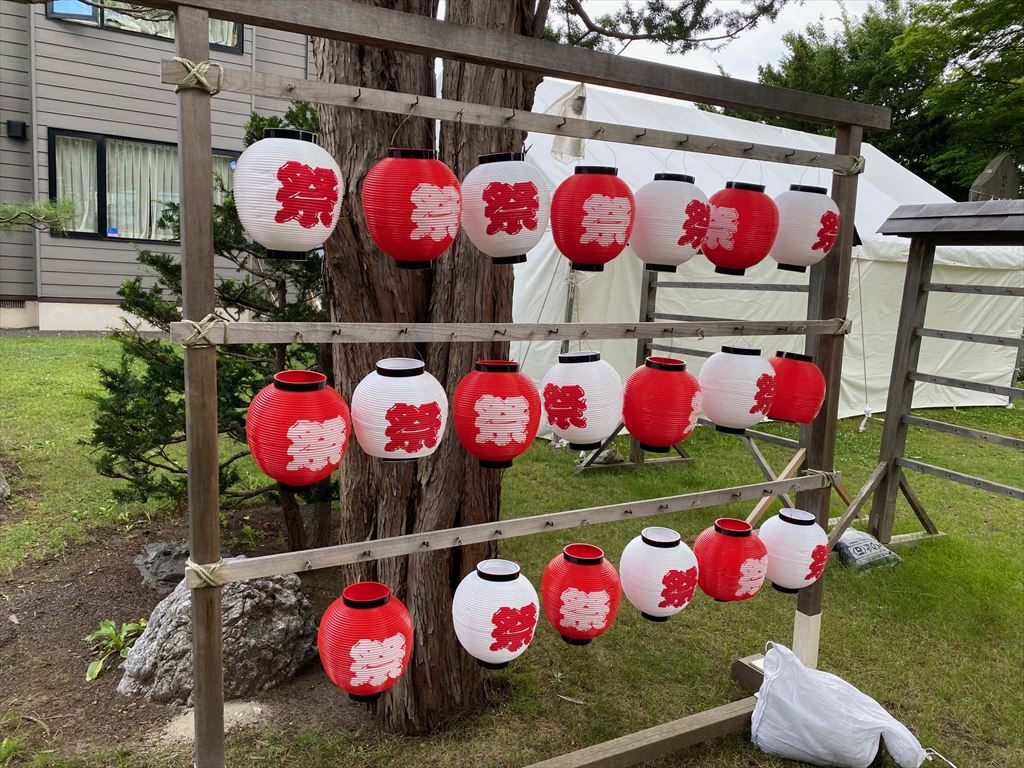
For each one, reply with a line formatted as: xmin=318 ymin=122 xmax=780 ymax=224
xmin=511 ymin=81 xmax=1023 ymax=421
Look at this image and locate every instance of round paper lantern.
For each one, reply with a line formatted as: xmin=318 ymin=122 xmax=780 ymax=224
xmin=453 ymin=360 xmax=541 ymax=468
xmin=770 ymin=185 xmax=841 ymax=273
xmin=361 ymin=149 xmax=461 ymax=269
xmin=693 ymin=518 xmax=768 ymax=602
xmin=351 ymin=358 xmax=448 ymax=460
xmin=318 ymin=581 xmax=413 ymax=701
xmin=619 ymin=527 xmax=699 ymax=622
xmin=460 ymin=152 xmax=551 ymax=265
xmin=540 ymin=351 xmax=623 ymax=450
xmin=452 ymin=559 xmax=540 ymax=668
xmin=623 ymin=357 xmax=701 ymax=451
xmin=758 ymin=509 xmax=830 ymax=593
xmin=630 ymin=174 xmax=709 ymax=273
xmin=245 ymin=370 xmax=350 ymax=487
xmin=703 ymin=182 xmax=779 ymax=276
xmin=698 ymin=347 xmax=775 ymax=434
xmin=550 ymin=166 xmax=635 ymax=272
xmin=541 ymin=543 xmax=621 ymax=644
xmin=767 ymin=351 xmax=826 ymax=424
xmin=233 ymin=128 xmax=343 ymax=260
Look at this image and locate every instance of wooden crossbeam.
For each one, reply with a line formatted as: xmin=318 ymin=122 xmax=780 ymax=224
xmin=654 ymin=281 xmax=810 ymax=292
xmin=908 ymin=371 xmax=1024 ymax=400
xmin=897 ymin=458 xmax=1024 ymax=501
xmin=923 ymin=283 xmax=1024 ymax=297
xmin=903 ymin=414 xmax=1024 ymax=450
xmin=916 ymin=327 xmax=1023 ymax=347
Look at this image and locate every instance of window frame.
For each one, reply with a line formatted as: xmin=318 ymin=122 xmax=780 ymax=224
xmin=47 ymin=128 xmax=239 ymax=245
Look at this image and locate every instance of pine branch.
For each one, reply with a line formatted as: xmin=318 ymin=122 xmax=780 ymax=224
xmin=0 ymin=199 xmax=77 ymax=233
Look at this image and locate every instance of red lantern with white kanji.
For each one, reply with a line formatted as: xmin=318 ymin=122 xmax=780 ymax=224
xmin=245 ymin=370 xmax=350 ymax=487
xmin=453 ymin=360 xmax=540 ymax=469
xmin=770 ymin=185 xmax=841 ymax=273
xmin=460 ymin=152 xmax=550 ymax=265
xmin=698 ymin=347 xmax=775 ymax=434
xmin=361 ymin=149 xmax=461 ymax=269
xmin=767 ymin=352 xmax=826 ymax=424
xmin=622 ymin=357 xmax=701 ymax=451
xmin=631 ymin=174 xmax=709 ymax=273
xmin=318 ymin=581 xmax=413 ymax=701
xmin=693 ymin=518 xmax=768 ymax=602
xmin=233 ymin=128 xmax=343 ymax=260
xmin=542 ymin=543 xmax=621 ymax=645
xmin=350 ymin=358 xmax=448 ymax=460
xmin=619 ymin=527 xmax=699 ymax=622
xmin=758 ymin=509 xmax=830 ymax=593
xmin=550 ymin=166 xmax=635 ymax=272
xmin=452 ymin=559 xmax=540 ymax=669
xmin=703 ymin=182 xmax=779 ymax=276
xmin=540 ymin=351 xmax=623 ymax=450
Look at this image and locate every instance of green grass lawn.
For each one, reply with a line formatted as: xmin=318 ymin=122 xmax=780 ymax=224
xmin=1 ymin=335 xmax=1022 ymax=767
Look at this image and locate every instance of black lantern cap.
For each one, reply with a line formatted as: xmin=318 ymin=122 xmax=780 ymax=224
xmin=388 ymin=148 xmax=436 ymax=159
xmin=721 ymin=346 xmax=761 ymax=356
xmin=775 ymin=351 xmax=814 ymax=362
xmin=263 ymin=127 xmax=320 ymax=144
xmin=654 ymin=173 xmax=695 ymax=183
xmin=645 ymin=356 xmax=686 ymax=372
xmin=558 ymin=351 xmax=600 ymax=364
xmin=779 ymin=509 xmax=817 ymax=526
xmin=375 ymin=358 xmax=426 ymax=377
xmin=478 ymin=152 xmax=524 ymax=164
xmin=789 ymin=184 xmax=828 ymax=194
xmin=725 ymin=181 xmax=765 ymax=192
xmin=575 ymin=166 xmax=617 ymax=175
xmin=713 ymin=518 xmax=753 ymax=537
xmin=475 ymin=360 xmax=520 ymax=373
xmin=562 ymin=543 xmax=604 ymax=565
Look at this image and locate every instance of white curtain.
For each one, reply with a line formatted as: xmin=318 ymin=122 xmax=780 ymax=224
xmin=54 ymin=135 xmax=97 ymax=232
xmin=208 ymin=19 xmax=238 ymax=47
xmin=106 ymin=139 xmax=179 ymax=240
xmin=212 ymin=154 xmax=235 ymax=204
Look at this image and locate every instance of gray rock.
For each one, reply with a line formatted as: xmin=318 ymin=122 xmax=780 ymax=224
xmin=134 ymin=542 xmax=191 ymax=593
xmin=118 ymin=574 xmax=318 ymax=705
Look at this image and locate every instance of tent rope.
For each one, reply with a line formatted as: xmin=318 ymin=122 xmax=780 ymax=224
xmin=173 ymin=56 xmax=224 ymax=96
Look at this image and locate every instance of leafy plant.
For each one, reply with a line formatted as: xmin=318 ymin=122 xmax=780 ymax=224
xmin=84 ymin=618 xmax=148 ymax=682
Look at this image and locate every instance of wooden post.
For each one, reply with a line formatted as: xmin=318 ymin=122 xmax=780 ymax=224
xmin=867 ymin=237 xmax=936 ymax=543
xmin=630 ymin=269 xmax=658 ymax=466
xmin=177 ymin=8 xmax=225 ymax=767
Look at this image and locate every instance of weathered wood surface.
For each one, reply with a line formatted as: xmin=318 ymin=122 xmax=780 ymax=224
xmin=630 ymin=271 xmax=659 ymax=466
xmin=908 ymin=371 xmax=1024 ymax=400
xmin=898 ymin=475 xmax=940 ymax=536
xmin=743 ymin=436 xmax=796 ymax=507
xmin=888 ymin=530 xmax=947 ymax=547
xmin=923 ymin=282 xmax=1024 ymax=297
xmin=649 ymin=343 xmax=713 ymax=359
xmin=745 ymin=448 xmax=807 ymax=526
xmin=878 ymin=200 xmax=1024 ymax=245
xmin=827 ymin=461 xmax=886 ymax=547
xmin=897 ymin=458 xmax=1024 ymax=501
xmin=916 ymin=327 xmax=1023 ymax=348
xmin=654 ymin=281 xmax=809 ymax=292
xmin=903 ymin=414 xmax=1024 ymax=450
xmin=730 ymin=654 xmax=766 ymax=694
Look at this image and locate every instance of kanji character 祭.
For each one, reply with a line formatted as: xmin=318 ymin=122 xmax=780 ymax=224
xmin=806 ymin=544 xmax=829 ymax=581
xmin=474 ymin=395 xmax=531 ymax=446
xmin=285 ymin=416 xmax=347 ymax=472
xmin=749 ymin=373 xmax=775 ymax=415
xmin=813 ymin=210 xmax=840 ymax=253
xmin=704 ymin=205 xmax=739 ymax=250
xmin=384 ymin=402 xmax=442 ymax=453
xmin=736 ymin=556 xmax=768 ymax=598
xmin=410 ymin=183 xmax=460 ymax=241
xmin=579 ymin=194 xmax=632 ymax=246
xmin=543 ymin=383 xmax=588 ymax=430
xmin=482 ymin=181 xmax=540 ymax=236
xmin=659 ymin=567 xmax=698 ymax=609
xmin=559 ymin=587 xmax=611 ymax=632
xmin=348 ymin=633 xmax=407 ymax=688
xmin=274 ymin=161 xmax=339 ymax=229
xmin=678 ymin=199 xmax=710 ymax=249
xmin=489 ymin=603 xmax=538 ymax=653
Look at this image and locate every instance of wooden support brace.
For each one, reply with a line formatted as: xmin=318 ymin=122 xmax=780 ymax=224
xmin=827 ymin=461 xmax=887 ymax=547
xmin=745 ymin=448 xmax=807 ymax=526
xmin=897 ymin=474 xmax=939 ymax=535
xmin=742 ymin=436 xmax=795 ymax=507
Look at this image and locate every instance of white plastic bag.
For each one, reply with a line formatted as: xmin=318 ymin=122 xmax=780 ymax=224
xmin=751 ymin=643 xmax=927 ymax=768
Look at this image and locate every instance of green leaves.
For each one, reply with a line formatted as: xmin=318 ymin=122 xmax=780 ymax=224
xmin=84 ymin=618 xmax=148 ymax=682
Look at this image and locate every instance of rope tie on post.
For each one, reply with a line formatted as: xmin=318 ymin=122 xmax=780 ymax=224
xmin=173 ymin=56 xmax=224 ymax=96
xmin=804 ymin=468 xmax=839 ymax=487
xmin=179 ymin=313 xmax=226 ymax=349
xmin=833 ymin=155 xmax=865 ymax=176
xmin=186 ymin=557 xmax=223 ymax=588
xmin=835 ymin=318 xmax=853 ymax=335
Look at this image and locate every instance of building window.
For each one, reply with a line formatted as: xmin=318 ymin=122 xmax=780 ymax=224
xmin=48 ymin=129 xmax=237 ymax=243
xmin=45 ymin=2 xmax=243 ymax=53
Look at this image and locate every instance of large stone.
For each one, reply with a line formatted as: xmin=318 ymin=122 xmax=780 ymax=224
xmin=118 ymin=574 xmax=318 ymax=705
xmin=134 ymin=542 xmax=191 ymax=593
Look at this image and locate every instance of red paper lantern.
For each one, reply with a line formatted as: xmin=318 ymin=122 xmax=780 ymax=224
xmin=453 ymin=360 xmax=541 ymax=469
xmin=770 ymin=185 xmax=841 ymax=273
xmin=541 ymin=543 xmax=621 ymax=645
xmin=361 ymin=149 xmax=461 ymax=269
xmin=693 ymin=518 xmax=768 ymax=602
xmin=622 ymin=357 xmax=701 ymax=452
xmin=245 ymin=370 xmax=351 ymax=487
xmin=318 ymin=582 xmax=413 ymax=701
xmin=767 ymin=352 xmax=826 ymax=424
xmin=630 ymin=174 xmax=709 ymax=273
xmin=703 ymin=182 xmax=779 ymax=276
xmin=550 ymin=166 xmax=635 ymax=272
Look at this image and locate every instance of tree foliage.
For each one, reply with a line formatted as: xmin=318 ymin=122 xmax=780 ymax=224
xmin=0 ymin=199 xmax=77 ymax=233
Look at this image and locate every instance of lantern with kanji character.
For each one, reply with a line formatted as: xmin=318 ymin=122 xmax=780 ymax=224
xmin=460 ymin=152 xmax=550 ymax=265
xmin=769 ymin=185 xmax=841 ymax=273
xmin=245 ymin=370 xmax=350 ymax=487
xmin=550 ymin=166 xmax=635 ymax=272
xmin=767 ymin=352 xmax=826 ymax=424
xmin=540 ymin=351 xmax=623 ymax=450
xmin=698 ymin=347 xmax=775 ymax=434
xmin=622 ymin=357 xmax=701 ymax=451
xmin=318 ymin=581 xmax=413 ymax=701
xmin=351 ymin=358 xmax=448 ymax=460
xmin=541 ymin=543 xmax=621 ymax=645
xmin=361 ymin=149 xmax=461 ymax=269
xmin=452 ymin=559 xmax=540 ymax=669
xmin=702 ymin=182 xmax=779 ymax=276
xmin=630 ymin=174 xmax=709 ymax=273
xmin=233 ymin=128 xmax=343 ymax=260
xmin=619 ymin=527 xmax=699 ymax=622
xmin=453 ymin=360 xmax=541 ymax=468
xmin=758 ymin=509 xmax=830 ymax=593
xmin=693 ymin=518 xmax=768 ymax=602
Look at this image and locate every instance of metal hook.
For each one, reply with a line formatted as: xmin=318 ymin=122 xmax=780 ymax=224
xmin=506 ymin=109 xmax=517 ymax=122
xmin=494 ymin=328 xmax=507 ymax=336
xmin=636 ymin=128 xmax=647 ymax=139
xmin=352 ymin=87 xmax=361 ymax=101
xmin=593 ymin=126 xmax=605 ymax=137
xmin=698 ymin=327 xmax=705 ymax=341
xmin=294 ymin=330 xmax=303 ymax=343
xmin=548 ymin=327 xmax=559 ymax=335
xmin=558 ymin=117 xmax=567 ymax=128
xmin=286 ymin=81 xmax=295 ymax=92
xmin=743 ymin=143 xmax=754 ymax=153
xmin=678 ymin=135 xmax=689 ymax=145
xmin=456 ymin=108 xmax=465 ymax=126
xmin=544 ymin=521 xmax=554 ymax=527
xmin=399 ymin=327 xmax=409 ymax=336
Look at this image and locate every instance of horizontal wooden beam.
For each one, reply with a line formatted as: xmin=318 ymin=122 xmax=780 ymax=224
xmin=827 ymin=461 xmax=886 ymax=547
xmin=648 ymin=343 xmax=712 ymax=359
xmin=695 ymin=418 xmax=802 ymax=449
xmin=653 ymin=312 xmax=734 ymax=323
xmin=159 ymin=61 xmax=859 ymax=172
xmin=897 ymin=458 xmax=1024 ymax=501
xmin=887 ymin=530 xmax=946 ymax=547
xmin=903 ymin=414 xmax=1024 ymax=450
xmin=655 ymin=281 xmax=809 ymax=293
xmin=185 ymin=474 xmax=831 ymax=587
xmin=730 ymin=654 xmax=765 ymax=694
xmin=908 ymin=371 xmax=1023 ymax=400
xmin=923 ymin=282 xmax=1024 ymax=297
xmin=169 ymin=319 xmax=846 ymax=346
xmin=916 ymin=327 xmax=1022 ymax=348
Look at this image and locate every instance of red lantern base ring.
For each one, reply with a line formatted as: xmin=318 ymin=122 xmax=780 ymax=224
xmin=571 ymin=263 xmax=604 ymax=272
xmin=394 ymin=260 xmax=435 ymax=270
xmin=639 ymin=442 xmax=672 ymax=453
xmin=480 ymin=458 xmax=513 ymax=470
xmin=265 ymin=249 xmax=310 ymax=261
xmin=644 ymin=263 xmax=677 ymax=273
xmin=492 ymin=254 xmax=527 ymax=265
xmin=714 ymin=425 xmax=747 ymax=435
xmin=561 ymin=635 xmax=592 ymax=646
xmin=641 ymin=612 xmax=670 ymax=623
xmin=771 ymin=582 xmax=801 ymax=594
xmin=777 ymin=263 xmax=808 ymax=273
xmin=714 ymin=266 xmax=746 ymax=276
xmin=349 ymin=692 xmax=381 ymax=703
xmin=478 ymin=659 xmax=510 ymax=670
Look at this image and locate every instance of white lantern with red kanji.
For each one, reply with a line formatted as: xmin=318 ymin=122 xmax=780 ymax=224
xmin=770 ymin=185 xmax=841 ymax=273
xmin=698 ymin=347 xmax=775 ymax=434
xmin=350 ymin=358 xmax=448 ymax=460
xmin=233 ymin=128 xmax=343 ymax=260
xmin=460 ymin=152 xmax=550 ymax=265
xmin=758 ymin=509 xmax=830 ymax=593
xmin=630 ymin=174 xmax=709 ymax=273
xmin=452 ymin=559 xmax=540 ymax=669
xmin=619 ymin=527 xmax=699 ymax=622
xmin=540 ymin=351 xmax=623 ymax=450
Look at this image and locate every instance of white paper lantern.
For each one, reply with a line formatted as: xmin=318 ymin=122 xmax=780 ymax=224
xmin=460 ymin=152 xmax=551 ymax=265
xmin=620 ymin=527 xmax=699 ymax=621
xmin=630 ymin=174 xmax=709 ymax=273
xmin=769 ymin=185 xmax=841 ymax=273
xmin=758 ymin=508 xmax=830 ymax=593
xmin=698 ymin=347 xmax=776 ymax=434
xmin=233 ymin=128 xmax=343 ymax=260
xmin=350 ymin=358 xmax=448 ymax=460
xmin=540 ymin=351 xmax=624 ymax=450
xmin=452 ymin=559 xmax=540 ymax=668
